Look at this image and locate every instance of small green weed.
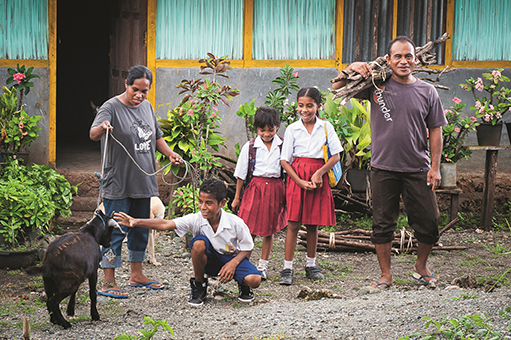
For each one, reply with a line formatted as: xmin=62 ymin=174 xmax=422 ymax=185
xmin=393 ymin=277 xmax=415 ymax=285
xmin=7 ymin=269 xmax=22 ymax=275
xmin=319 ymin=260 xmax=353 ymax=278
xmin=253 ymin=334 xmax=287 ymax=340
xmin=114 ymin=317 xmax=173 ymax=339
xmin=483 ymin=242 xmax=510 ymax=258
xmin=398 ymin=311 xmax=510 ymax=340
xmin=444 ymin=291 xmax=479 ymax=301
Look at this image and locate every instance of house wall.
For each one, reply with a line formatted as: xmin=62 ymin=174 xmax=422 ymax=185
xmin=155 ymin=66 xmax=511 ymax=175
xmin=0 ymin=67 xmax=49 ymax=165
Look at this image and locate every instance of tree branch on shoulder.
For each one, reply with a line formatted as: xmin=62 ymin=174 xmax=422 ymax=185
xmin=331 ymin=33 xmax=452 ymax=102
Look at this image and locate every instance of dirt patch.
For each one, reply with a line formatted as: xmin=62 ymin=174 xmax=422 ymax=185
xmin=1 ymin=226 xmax=510 ymax=300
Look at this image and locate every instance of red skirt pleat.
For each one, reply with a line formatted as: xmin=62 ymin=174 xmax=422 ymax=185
xmin=286 ymin=157 xmax=336 ymax=226
xmin=238 ymin=176 xmax=287 ymax=237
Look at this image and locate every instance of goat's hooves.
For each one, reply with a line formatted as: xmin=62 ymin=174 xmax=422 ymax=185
xmin=60 ymin=321 xmax=72 ymax=329
xmin=92 ymin=313 xmax=100 ymax=321
xmin=66 ymin=311 xmax=75 ymax=316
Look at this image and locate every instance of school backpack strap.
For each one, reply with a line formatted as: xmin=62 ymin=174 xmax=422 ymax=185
xmin=246 ymin=138 xmax=257 ymax=186
xmin=278 ymin=135 xmax=284 ymax=179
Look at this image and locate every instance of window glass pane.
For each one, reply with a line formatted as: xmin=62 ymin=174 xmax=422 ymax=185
xmin=0 ymin=0 xmax=48 ymax=59
xmin=156 ymin=0 xmax=244 ymax=60
xmin=253 ymin=0 xmax=335 ymax=60
xmin=453 ymin=0 xmax=511 ymax=61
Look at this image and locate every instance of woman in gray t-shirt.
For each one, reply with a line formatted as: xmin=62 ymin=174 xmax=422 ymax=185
xmin=90 ymin=65 xmax=182 ymax=298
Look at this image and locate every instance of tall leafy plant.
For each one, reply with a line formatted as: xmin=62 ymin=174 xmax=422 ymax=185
xmin=323 ymin=94 xmax=371 ymax=170
xmin=5 ymin=64 xmax=40 ymax=110
xmin=235 ymin=65 xmax=300 ymax=155
xmin=157 ymin=53 xmax=240 ymax=182
xmin=0 ymin=86 xmax=41 ymax=155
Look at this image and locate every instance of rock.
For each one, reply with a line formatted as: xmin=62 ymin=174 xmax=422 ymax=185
xmin=298 ymin=285 xmax=338 ymax=300
xmin=444 ymin=285 xmax=461 ymax=290
xmin=451 ymin=274 xmax=478 ymax=288
xmin=357 ymin=286 xmax=383 ymax=295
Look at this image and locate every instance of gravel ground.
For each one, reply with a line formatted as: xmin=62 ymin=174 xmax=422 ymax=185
xmin=2 ymin=230 xmax=511 ymax=340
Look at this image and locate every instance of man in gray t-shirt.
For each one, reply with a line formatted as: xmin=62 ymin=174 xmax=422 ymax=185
xmin=333 ymin=36 xmax=447 ymax=289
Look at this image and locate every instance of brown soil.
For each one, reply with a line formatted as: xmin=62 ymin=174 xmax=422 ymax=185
xmin=1 ymin=173 xmax=510 ymax=315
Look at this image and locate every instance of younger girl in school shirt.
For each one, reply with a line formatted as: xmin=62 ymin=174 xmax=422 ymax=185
xmin=279 ymin=87 xmax=342 ymax=285
xmin=232 ymin=107 xmax=287 ymax=280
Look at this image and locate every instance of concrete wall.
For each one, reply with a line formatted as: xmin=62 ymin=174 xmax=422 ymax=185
xmin=155 ymin=66 xmax=511 ymax=175
xmin=0 ymin=67 xmax=49 ymax=165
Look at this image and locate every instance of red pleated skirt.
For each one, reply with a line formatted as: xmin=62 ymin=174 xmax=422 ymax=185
xmin=286 ymin=157 xmax=336 ymax=226
xmin=238 ymin=176 xmax=287 ymax=237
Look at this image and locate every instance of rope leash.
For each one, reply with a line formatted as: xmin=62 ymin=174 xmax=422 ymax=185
xmin=95 ymin=130 xmax=199 ymax=211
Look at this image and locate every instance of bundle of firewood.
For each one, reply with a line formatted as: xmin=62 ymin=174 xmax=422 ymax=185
xmin=330 ymin=32 xmax=454 ymax=103
xmin=297 ymin=223 xmax=466 ymax=253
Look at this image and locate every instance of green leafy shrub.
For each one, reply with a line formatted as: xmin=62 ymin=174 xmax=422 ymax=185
xmin=0 ymin=160 xmax=75 ymax=248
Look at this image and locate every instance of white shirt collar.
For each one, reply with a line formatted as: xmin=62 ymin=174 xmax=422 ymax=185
xmin=253 ymin=135 xmax=283 ymax=150
xmin=200 ymin=209 xmax=231 ymax=235
xmin=297 ymin=117 xmax=323 ymax=134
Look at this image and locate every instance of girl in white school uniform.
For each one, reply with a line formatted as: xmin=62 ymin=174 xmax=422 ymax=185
xmin=232 ymin=107 xmax=287 ymax=280
xmin=279 ymin=87 xmax=342 ymax=285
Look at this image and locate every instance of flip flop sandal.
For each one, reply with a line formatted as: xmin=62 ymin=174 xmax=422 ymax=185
xmin=97 ymin=288 xmax=129 ymax=299
xmin=128 ymin=279 xmax=164 ymax=290
xmin=412 ymin=272 xmax=436 ymax=285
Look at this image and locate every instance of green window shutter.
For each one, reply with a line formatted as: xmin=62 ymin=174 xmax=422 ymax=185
xmin=252 ymin=0 xmax=335 ymax=60
xmin=156 ymin=0 xmax=244 ymax=60
xmin=0 ymin=0 xmax=49 ymax=59
xmin=453 ymin=0 xmax=511 ymax=61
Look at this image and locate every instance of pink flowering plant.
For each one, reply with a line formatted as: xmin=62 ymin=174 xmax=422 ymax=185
xmin=6 ymin=64 xmax=40 ymax=110
xmin=0 ymin=86 xmax=41 ymax=156
xmin=460 ymin=68 xmax=511 ymax=126
xmin=441 ymin=97 xmax=479 ymax=163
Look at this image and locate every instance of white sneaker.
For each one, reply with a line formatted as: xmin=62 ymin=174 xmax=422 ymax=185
xmin=257 ymin=265 xmax=268 ymax=280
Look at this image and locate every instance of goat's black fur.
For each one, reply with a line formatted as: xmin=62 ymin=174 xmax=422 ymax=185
xmin=25 ymin=210 xmax=120 ymax=329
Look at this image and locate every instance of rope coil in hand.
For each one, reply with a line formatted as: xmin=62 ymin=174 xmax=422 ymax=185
xmin=95 ymin=130 xmax=199 ymax=210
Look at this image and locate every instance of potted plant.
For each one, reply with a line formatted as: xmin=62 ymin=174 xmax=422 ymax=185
xmin=460 ymin=68 xmax=511 ymax=146
xmin=438 ymin=97 xmax=479 ymax=188
xmin=323 ymin=94 xmax=371 ymax=193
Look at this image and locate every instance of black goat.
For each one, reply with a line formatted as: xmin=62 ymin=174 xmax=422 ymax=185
xmin=26 ymin=210 xmax=122 ymax=329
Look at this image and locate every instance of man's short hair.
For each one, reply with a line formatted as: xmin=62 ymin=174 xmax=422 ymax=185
xmin=200 ymin=179 xmax=227 ymax=203
xmin=386 ymin=36 xmax=416 ymax=57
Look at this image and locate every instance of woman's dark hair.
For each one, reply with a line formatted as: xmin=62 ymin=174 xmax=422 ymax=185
xmin=126 ymin=65 xmax=153 ymax=86
xmin=386 ymin=36 xmax=416 ymax=57
xmin=297 ymin=87 xmax=322 ymax=116
xmin=254 ymin=107 xmax=280 ymax=130
xmin=200 ymin=178 xmax=227 ymax=203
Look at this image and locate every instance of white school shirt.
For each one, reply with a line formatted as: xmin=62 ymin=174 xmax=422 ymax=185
xmin=281 ymin=117 xmax=343 ymax=164
xmin=233 ymin=135 xmax=283 ymax=180
xmin=173 ymin=210 xmax=254 ymax=255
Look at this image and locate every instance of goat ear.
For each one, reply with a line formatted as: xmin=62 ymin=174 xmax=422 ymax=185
xmin=108 ymin=218 xmax=125 ymax=234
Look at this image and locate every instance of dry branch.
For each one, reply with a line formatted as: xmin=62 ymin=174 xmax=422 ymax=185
xmin=331 ymin=33 xmax=452 ymax=102
xmin=298 ymin=225 xmax=467 ymax=253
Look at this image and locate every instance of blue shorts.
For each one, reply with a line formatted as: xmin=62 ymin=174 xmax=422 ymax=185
xmin=190 ymin=235 xmax=260 ymax=284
